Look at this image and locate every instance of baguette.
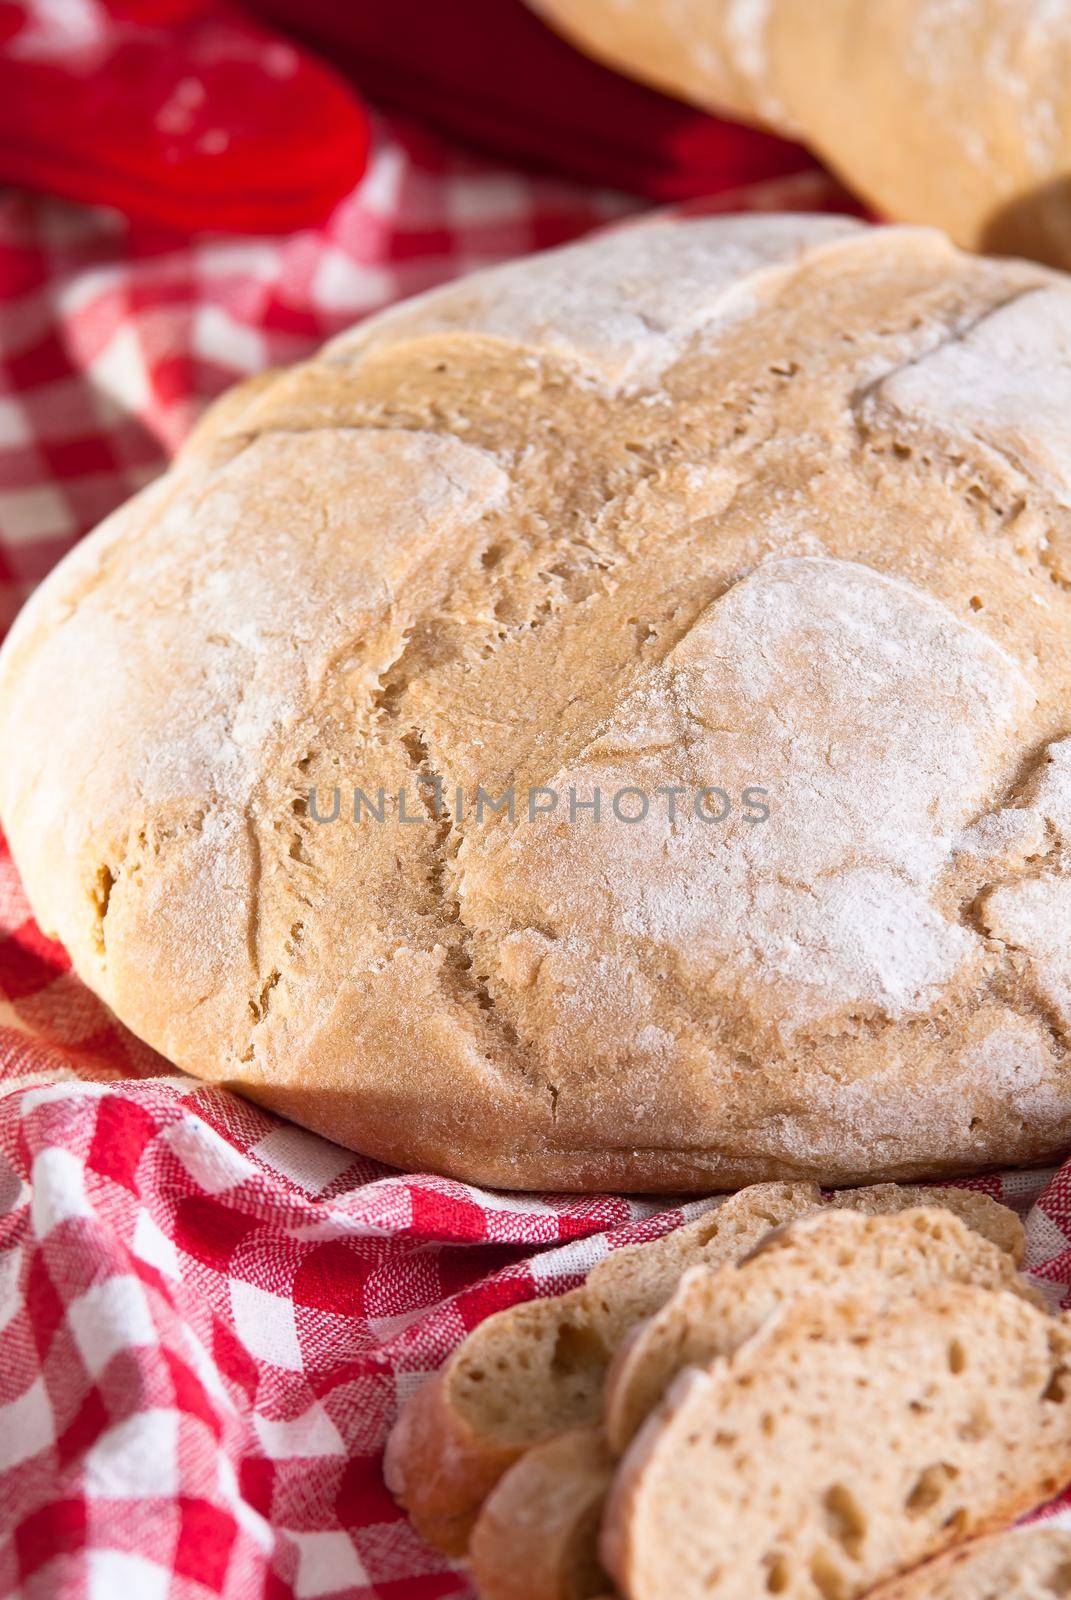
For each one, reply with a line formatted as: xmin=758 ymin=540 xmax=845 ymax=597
xmin=602 ymin=1287 xmax=1071 ymax=1600
xmin=386 ymin=1183 xmax=1024 ymax=1553
xmin=470 ymin=1206 xmax=1038 ymax=1600
xmin=385 ymin=1181 xmax=824 ymax=1553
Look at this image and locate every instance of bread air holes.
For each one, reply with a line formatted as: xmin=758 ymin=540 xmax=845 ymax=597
xmin=1043 ymin=1366 xmax=1071 ymax=1403
xmin=1045 ymin=1559 xmax=1071 ymax=1594
xmin=947 ymin=1339 xmax=967 ymax=1375
xmin=763 ymin=1553 xmax=790 ymax=1593
xmin=810 ymin=1549 xmax=850 ymax=1600
xmin=959 ymin=1401 xmax=990 ymax=1442
xmin=905 ymin=1461 xmax=959 ymax=1515
xmin=549 ymin=1319 xmax=606 ymax=1379
xmin=822 ymin=1484 xmax=866 ymax=1561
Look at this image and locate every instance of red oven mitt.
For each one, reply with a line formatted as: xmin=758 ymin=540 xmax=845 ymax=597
xmin=0 ymin=0 xmax=368 ymax=232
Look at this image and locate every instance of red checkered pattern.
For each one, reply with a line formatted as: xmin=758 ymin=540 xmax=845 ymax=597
xmin=0 ymin=108 xmax=1068 ymax=1600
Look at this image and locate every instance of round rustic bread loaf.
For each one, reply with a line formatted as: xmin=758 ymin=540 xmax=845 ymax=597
xmin=529 ymin=0 xmax=1071 ymax=269
xmin=2 ymin=214 xmax=1071 ymax=1191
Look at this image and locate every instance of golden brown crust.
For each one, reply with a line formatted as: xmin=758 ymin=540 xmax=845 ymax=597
xmin=383 ymin=1366 xmax=519 ymax=1556
xmin=469 ymin=1426 xmax=614 ymax=1600
xmin=2 ymin=216 xmax=1071 ymax=1191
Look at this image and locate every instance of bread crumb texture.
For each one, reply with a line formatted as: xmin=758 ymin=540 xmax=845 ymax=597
xmin=866 ymin=1523 xmax=1071 ymax=1599
xmin=602 ymin=1286 xmax=1071 ymax=1600
xmin=2 ymin=215 xmax=1071 ymax=1189
xmin=452 ymin=1199 xmax=1039 ymax=1599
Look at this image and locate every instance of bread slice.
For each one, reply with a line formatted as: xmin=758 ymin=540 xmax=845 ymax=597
xmin=603 ymin=1205 xmax=1041 ymax=1453
xmin=384 ymin=1181 xmax=825 ymax=1553
xmin=834 ymin=1185 xmax=1026 ymax=1267
xmin=469 ymin=1427 xmax=615 ymax=1600
xmin=602 ymin=1286 xmax=1071 ymax=1600
xmin=385 ymin=1183 xmax=1024 ymax=1553
xmin=469 ymin=1207 xmax=1039 ymax=1600
xmin=865 ymin=1524 xmax=1071 ymax=1598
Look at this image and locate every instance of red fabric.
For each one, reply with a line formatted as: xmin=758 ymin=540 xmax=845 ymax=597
xmin=0 ymin=0 xmax=369 ymax=232
xmin=0 ymin=0 xmax=820 ymax=233
xmin=0 ymin=106 xmax=1064 ymax=1600
xmin=252 ymin=0 xmax=819 ymax=202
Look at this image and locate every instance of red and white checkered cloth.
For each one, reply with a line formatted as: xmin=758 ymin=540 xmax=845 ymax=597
xmin=1 ymin=109 xmax=1070 ymax=1600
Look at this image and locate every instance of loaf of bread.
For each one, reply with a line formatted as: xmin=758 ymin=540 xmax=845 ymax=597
xmin=467 ymin=1204 xmax=1037 ymax=1600
xmin=386 ymin=1182 xmax=1024 ymax=1554
xmin=866 ymin=1525 xmax=1071 ymax=1598
xmin=529 ymin=0 xmax=1071 ymax=268
xmin=3 ymin=214 xmax=1071 ymax=1191
xmin=602 ymin=1287 xmax=1071 ymax=1600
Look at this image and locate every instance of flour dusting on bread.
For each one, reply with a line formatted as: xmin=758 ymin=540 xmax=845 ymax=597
xmin=1 ymin=215 xmax=1070 ymax=1188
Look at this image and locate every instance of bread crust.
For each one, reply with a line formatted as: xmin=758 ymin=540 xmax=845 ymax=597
xmin=469 ymin=1426 xmax=614 ymax=1600
xmin=2 ymin=216 xmax=1071 ymax=1191
xmin=382 ymin=1363 xmax=520 ymax=1557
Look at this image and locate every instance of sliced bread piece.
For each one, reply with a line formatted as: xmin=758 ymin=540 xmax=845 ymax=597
xmin=865 ymin=1524 xmax=1071 ymax=1598
xmin=386 ymin=1183 xmax=1024 ymax=1554
xmin=470 ymin=1207 xmax=1039 ymax=1600
xmin=836 ymin=1185 xmax=1026 ymax=1267
xmin=603 ymin=1206 xmax=1041 ymax=1453
xmin=469 ymin=1427 xmax=615 ymax=1600
xmin=384 ymin=1181 xmax=825 ymax=1553
xmin=602 ymin=1286 xmax=1071 ymax=1600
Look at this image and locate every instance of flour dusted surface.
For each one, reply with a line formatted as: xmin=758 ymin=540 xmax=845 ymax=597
xmin=1 ymin=214 xmax=1070 ymax=1189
